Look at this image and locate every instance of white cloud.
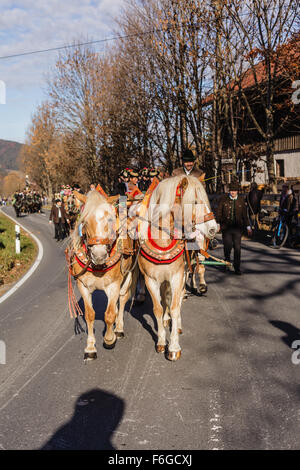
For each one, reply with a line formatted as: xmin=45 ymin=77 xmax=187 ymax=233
xmin=0 ymin=0 xmax=124 ymax=141
xmin=0 ymin=0 xmax=124 ymax=87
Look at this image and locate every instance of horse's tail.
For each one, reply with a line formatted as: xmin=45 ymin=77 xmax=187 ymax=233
xmin=120 ymin=263 xmax=139 ymax=300
xmin=161 ymin=281 xmax=172 ymax=313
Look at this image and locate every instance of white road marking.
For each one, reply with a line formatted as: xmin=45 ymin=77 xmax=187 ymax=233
xmin=0 ymin=210 xmax=44 ymax=305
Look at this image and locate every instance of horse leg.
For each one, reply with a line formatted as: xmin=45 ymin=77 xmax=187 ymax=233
xmin=77 ymin=281 xmax=97 ymax=361
xmin=115 ymin=269 xmax=136 ymax=338
xmin=177 ymin=288 xmax=185 ymax=335
xmin=103 ymin=282 xmax=120 ymax=349
xmin=168 ymin=271 xmax=185 ymax=361
xmin=193 ymin=254 xmax=207 ymax=294
xmin=145 ymin=276 xmax=166 ymax=354
xmin=136 ymin=273 xmax=146 ymax=303
xmin=162 ymin=281 xmax=171 ymax=328
xmin=163 ymin=309 xmax=171 ymax=328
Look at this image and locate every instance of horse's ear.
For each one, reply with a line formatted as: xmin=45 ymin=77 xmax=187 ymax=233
xmin=107 ymin=195 xmax=119 ymax=205
xmin=198 ymin=173 xmax=206 ymax=183
xmin=73 ymin=190 xmax=87 ymax=204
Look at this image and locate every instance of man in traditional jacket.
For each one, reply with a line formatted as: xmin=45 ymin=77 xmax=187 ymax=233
xmin=172 ymin=148 xmax=204 ymax=178
xmin=216 ymin=181 xmax=251 ymax=275
xmin=49 ymin=199 xmax=70 ymax=241
xmin=112 ymin=169 xmax=129 ymax=196
xmin=139 ymin=168 xmax=150 ymax=193
xmin=127 ymin=169 xmax=140 ymax=194
xmin=246 ymin=182 xmax=264 ymax=230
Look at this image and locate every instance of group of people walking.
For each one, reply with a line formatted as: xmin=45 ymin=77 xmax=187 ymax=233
xmin=12 ymin=190 xmax=43 ymax=217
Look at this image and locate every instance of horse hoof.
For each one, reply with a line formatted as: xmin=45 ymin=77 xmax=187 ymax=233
xmin=167 ymin=350 xmax=181 ymax=361
xmin=199 ymin=284 xmax=207 ymax=294
xmin=156 ymin=345 xmax=165 ymax=354
xmin=115 ymin=332 xmax=125 ymax=339
xmin=178 ymin=328 xmax=183 ymax=335
xmin=84 ymin=352 xmax=97 ymax=361
xmin=103 ymin=338 xmax=117 ymax=350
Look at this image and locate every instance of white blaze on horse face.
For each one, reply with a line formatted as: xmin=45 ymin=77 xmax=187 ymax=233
xmin=183 ymin=202 xmax=217 ymax=242
xmin=90 ymin=244 xmax=109 ymax=265
xmin=88 ymin=205 xmax=116 ymax=265
xmin=205 ymin=217 xmax=218 ymax=239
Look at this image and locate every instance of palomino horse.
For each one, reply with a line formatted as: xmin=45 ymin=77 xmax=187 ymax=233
xmin=69 ymin=190 xmax=137 ymax=360
xmin=137 ymin=175 xmax=218 ymax=361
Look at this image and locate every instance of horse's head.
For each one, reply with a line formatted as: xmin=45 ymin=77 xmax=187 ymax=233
xmin=180 ymin=176 xmax=219 ymax=242
xmin=73 ymin=191 xmax=118 ymax=266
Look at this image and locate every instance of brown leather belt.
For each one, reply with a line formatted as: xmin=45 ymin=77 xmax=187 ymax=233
xmin=86 ymin=237 xmax=114 ymax=246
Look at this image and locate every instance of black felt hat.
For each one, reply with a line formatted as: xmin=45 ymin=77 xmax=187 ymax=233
xmin=229 ymin=181 xmax=239 ymax=191
xmin=182 ymin=148 xmax=196 ymax=162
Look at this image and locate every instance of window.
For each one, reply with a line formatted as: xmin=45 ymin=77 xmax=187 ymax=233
xmin=276 ymin=159 xmax=285 ymax=177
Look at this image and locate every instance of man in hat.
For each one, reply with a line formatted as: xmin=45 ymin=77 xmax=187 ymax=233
xmin=127 ymin=169 xmax=140 ymax=193
xmin=216 ymin=181 xmax=251 ymax=275
xmin=149 ymin=168 xmax=160 ymax=182
xmin=139 ymin=167 xmax=150 ymax=192
xmin=246 ymin=182 xmax=264 ymax=230
xmin=172 ymin=148 xmax=204 ymax=177
xmin=73 ymin=183 xmax=84 ymax=194
xmin=49 ymin=199 xmax=70 ymax=241
xmin=112 ymin=169 xmax=130 ymax=196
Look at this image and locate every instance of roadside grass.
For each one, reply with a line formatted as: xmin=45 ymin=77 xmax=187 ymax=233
xmin=0 ymin=213 xmax=38 ymax=286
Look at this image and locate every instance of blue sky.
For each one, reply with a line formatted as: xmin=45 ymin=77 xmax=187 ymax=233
xmin=0 ymin=0 xmax=124 ymax=143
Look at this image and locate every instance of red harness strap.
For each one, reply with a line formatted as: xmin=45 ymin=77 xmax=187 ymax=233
xmin=75 ymin=254 xmax=116 ymax=273
xmin=147 ymin=225 xmax=177 ymax=252
xmin=141 ymin=247 xmax=184 ymax=264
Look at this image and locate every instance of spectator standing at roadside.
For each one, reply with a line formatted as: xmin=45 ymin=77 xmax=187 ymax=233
xmin=216 ymin=181 xmax=252 ymax=275
xmin=49 ymin=199 xmax=69 ymax=241
xmin=246 ymin=182 xmax=264 ymax=230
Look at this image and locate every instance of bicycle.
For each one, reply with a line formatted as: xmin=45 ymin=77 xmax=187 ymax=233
xmin=271 ymin=209 xmax=291 ymax=249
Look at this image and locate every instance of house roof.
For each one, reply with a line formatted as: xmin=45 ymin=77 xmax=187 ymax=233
xmin=203 ymin=35 xmax=300 ymax=105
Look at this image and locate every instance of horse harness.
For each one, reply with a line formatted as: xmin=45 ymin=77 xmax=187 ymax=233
xmin=66 ymin=182 xmax=216 ymax=278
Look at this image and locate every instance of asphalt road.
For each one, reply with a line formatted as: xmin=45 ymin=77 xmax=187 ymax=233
xmin=0 ymin=206 xmax=299 ymax=450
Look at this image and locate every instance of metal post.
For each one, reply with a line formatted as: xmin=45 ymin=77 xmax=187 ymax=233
xmin=15 ymin=224 xmax=20 ymax=254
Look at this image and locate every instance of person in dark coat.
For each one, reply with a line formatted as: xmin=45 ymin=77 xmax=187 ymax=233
xmin=149 ymin=168 xmax=160 ymax=182
xmin=139 ymin=168 xmax=150 ymax=193
xmin=172 ymin=148 xmax=204 ymax=178
xmin=112 ymin=169 xmax=129 ymax=196
xmin=246 ymin=182 xmax=264 ymax=229
xmin=49 ymin=199 xmax=69 ymax=241
xmin=279 ymin=184 xmax=297 ymax=230
xmin=216 ymin=181 xmax=252 ymax=275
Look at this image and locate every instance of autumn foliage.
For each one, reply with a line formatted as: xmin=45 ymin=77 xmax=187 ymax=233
xmin=21 ymin=0 xmax=300 ymax=194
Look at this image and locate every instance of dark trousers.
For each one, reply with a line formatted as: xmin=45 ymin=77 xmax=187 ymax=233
xmin=222 ymin=227 xmax=242 ymax=270
xmin=54 ymin=220 xmax=64 ymax=240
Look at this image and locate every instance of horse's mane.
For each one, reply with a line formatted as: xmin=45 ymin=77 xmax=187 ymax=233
xmin=149 ymin=175 xmax=211 ymax=216
xmin=181 ymin=175 xmax=211 ymax=208
xmin=70 ymin=190 xmax=109 ymax=251
xmin=140 ymin=175 xmax=211 ymax=237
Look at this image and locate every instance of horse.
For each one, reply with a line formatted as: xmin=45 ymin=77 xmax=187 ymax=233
xmin=68 ymin=190 xmax=138 ymax=360
xmin=137 ymin=175 xmax=218 ymax=361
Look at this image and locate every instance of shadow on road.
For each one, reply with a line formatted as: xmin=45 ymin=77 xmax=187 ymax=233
xmin=41 ymin=389 xmax=124 ymax=450
xmin=270 ymin=320 xmax=300 ymax=349
xmin=75 ymin=285 xmax=158 ymax=345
